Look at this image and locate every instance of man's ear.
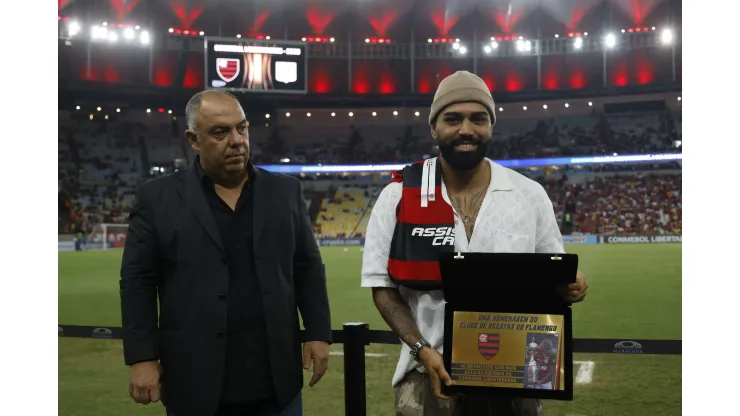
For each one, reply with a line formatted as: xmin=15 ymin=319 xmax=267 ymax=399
xmin=185 ymin=130 xmax=199 ymax=151
xmin=430 ymin=124 xmax=437 ymax=140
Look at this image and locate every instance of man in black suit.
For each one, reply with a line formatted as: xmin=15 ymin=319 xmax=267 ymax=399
xmin=120 ymin=90 xmax=332 ymax=416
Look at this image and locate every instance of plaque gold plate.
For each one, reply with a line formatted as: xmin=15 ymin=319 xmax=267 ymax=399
xmin=450 ymin=311 xmax=565 ymax=391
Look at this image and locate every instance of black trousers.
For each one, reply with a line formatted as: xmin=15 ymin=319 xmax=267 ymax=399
xmin=166 ymin=393 xmax=302 ymax=416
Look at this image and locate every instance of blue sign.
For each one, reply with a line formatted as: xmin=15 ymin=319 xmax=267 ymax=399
xmin=317 ymin=238 xmax=365 ymax=246
xmin=258 ymin=153 xmax=682 ymax=174
xmin=562 ymin=235 xmax=598 ymax=245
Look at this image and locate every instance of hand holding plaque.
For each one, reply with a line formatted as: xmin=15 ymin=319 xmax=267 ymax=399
xmin=418 ymin=346 xmax=454 ymax=400
xmin=560 ymin=270 xmax=588 ymax=303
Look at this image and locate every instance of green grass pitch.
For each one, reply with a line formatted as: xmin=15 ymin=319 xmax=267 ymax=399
xmin=59 ymin=244 xmax=681 ymax=416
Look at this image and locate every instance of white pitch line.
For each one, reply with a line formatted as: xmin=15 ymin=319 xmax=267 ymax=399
xmin=574 ymin=360 xmax=595 ymax=384
xmin=329 ymin=351 xmax=388 ymax=357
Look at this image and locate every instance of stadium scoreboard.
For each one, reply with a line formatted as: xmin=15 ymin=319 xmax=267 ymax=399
xmin=204 ymin=36 xmax=307 ymax=94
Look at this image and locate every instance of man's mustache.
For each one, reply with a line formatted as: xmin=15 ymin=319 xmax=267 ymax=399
xmin=445 ymin=137 xmax=482 ymax=146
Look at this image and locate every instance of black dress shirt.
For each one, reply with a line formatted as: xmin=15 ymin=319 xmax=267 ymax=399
xmin=195 ymin=161 xmax=277 ymax=407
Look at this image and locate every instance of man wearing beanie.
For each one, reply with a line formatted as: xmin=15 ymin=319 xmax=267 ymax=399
xmin=361 ymin=71 xmax=588 ymax=415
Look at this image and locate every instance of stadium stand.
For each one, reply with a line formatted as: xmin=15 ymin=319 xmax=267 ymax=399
xmin=58 ymin=107 xmax=682 ymax=238
xmin=566 ymin=173 xmax=682 ymax=235
xmin=315 ymin=185 xmax=384 ymax=238
xmin=255 ymin=110 xmax=682 ymax=163
xmin=315 ymin=185 xmax=378 ymax=238
xmin=310 ymin=171 xmax=682 ymax=239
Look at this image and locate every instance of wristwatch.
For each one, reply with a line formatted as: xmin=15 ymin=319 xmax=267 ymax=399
xmin=409 ymin=338 xmax=431 ymax=362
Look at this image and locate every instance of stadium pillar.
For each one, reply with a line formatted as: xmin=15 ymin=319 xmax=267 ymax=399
xmin=148 ymin=17 xmax=155 ymax=84
xmin=671 ymin=42 xmax=676 ymax=82
xmin=410 ymin=26 xmax=415 ymax=94
xmin=347 ymin=31 xmax=353 ymax=93
xmin=536 ymin=44 xmax=541 ymax=90
xmin=86 ymin=38 xmax=92 ymax=79
xmin=343 ymin=322 xmax=368 ymax=416
xmin=472 ymin=26 xmax=478 ymax=74
xmin=602 ymin=49 xmax=608 ymax=87
xmin=173 ymin=38 xmax=190 ymax=90
xmin=148 ymin=37 xmax=154 ymax=84
xmin=536 ymin=2 xmax=542 ymax=90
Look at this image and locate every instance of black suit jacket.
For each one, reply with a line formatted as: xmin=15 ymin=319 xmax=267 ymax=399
xmin=119 ymin=162 xmax=332 ymax=416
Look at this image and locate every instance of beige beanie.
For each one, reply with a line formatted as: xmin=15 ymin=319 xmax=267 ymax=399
xmin=429 ymin=71 xmax=496 ymax=126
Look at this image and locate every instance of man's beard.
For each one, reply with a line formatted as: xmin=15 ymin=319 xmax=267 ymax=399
xmin=437 ymin=137 xmax=491 ymax=172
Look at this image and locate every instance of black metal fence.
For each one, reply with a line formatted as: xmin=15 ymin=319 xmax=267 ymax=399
xmin=59 ymin=323 xmax=681 ymax=416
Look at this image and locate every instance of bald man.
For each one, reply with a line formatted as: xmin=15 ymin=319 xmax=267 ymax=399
xmin=120 ymin=90 xmax=332 ymax=416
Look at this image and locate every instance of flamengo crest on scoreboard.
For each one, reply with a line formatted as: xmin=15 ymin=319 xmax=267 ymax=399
xmin=216 ymin=58 xmax=240 ymax=83
xmin=204 ymin=36 xmax=307 ymax=94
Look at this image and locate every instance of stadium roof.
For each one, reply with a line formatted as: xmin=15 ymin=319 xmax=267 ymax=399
xmin=60 ymin=0 xmax=681 ymax=41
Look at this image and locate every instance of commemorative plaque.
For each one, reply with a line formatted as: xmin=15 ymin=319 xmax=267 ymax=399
xmin=439 ymin=252 xmax=577 ymax=401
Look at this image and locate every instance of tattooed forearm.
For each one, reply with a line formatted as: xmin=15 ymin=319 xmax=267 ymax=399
xmin=372 ymin=287 xmax=424 ymax=347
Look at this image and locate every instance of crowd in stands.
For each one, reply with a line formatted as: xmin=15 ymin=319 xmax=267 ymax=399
xmin=58 ymin=108 xmax=682 ymax=238
xmin=570 ymin=174 xmax=681 ymax=235
xmin=58 ymin=112 xmax=146 ymax=234
xmin=534 ymin=173 xmax=681 ymax=236
xmin=255 ymin=110 xmax=682 ymax=165
xmin=487 ymin=111 xmax=680 ymax=160
xmin=315 ymin=172 xmax=681 ymax=239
